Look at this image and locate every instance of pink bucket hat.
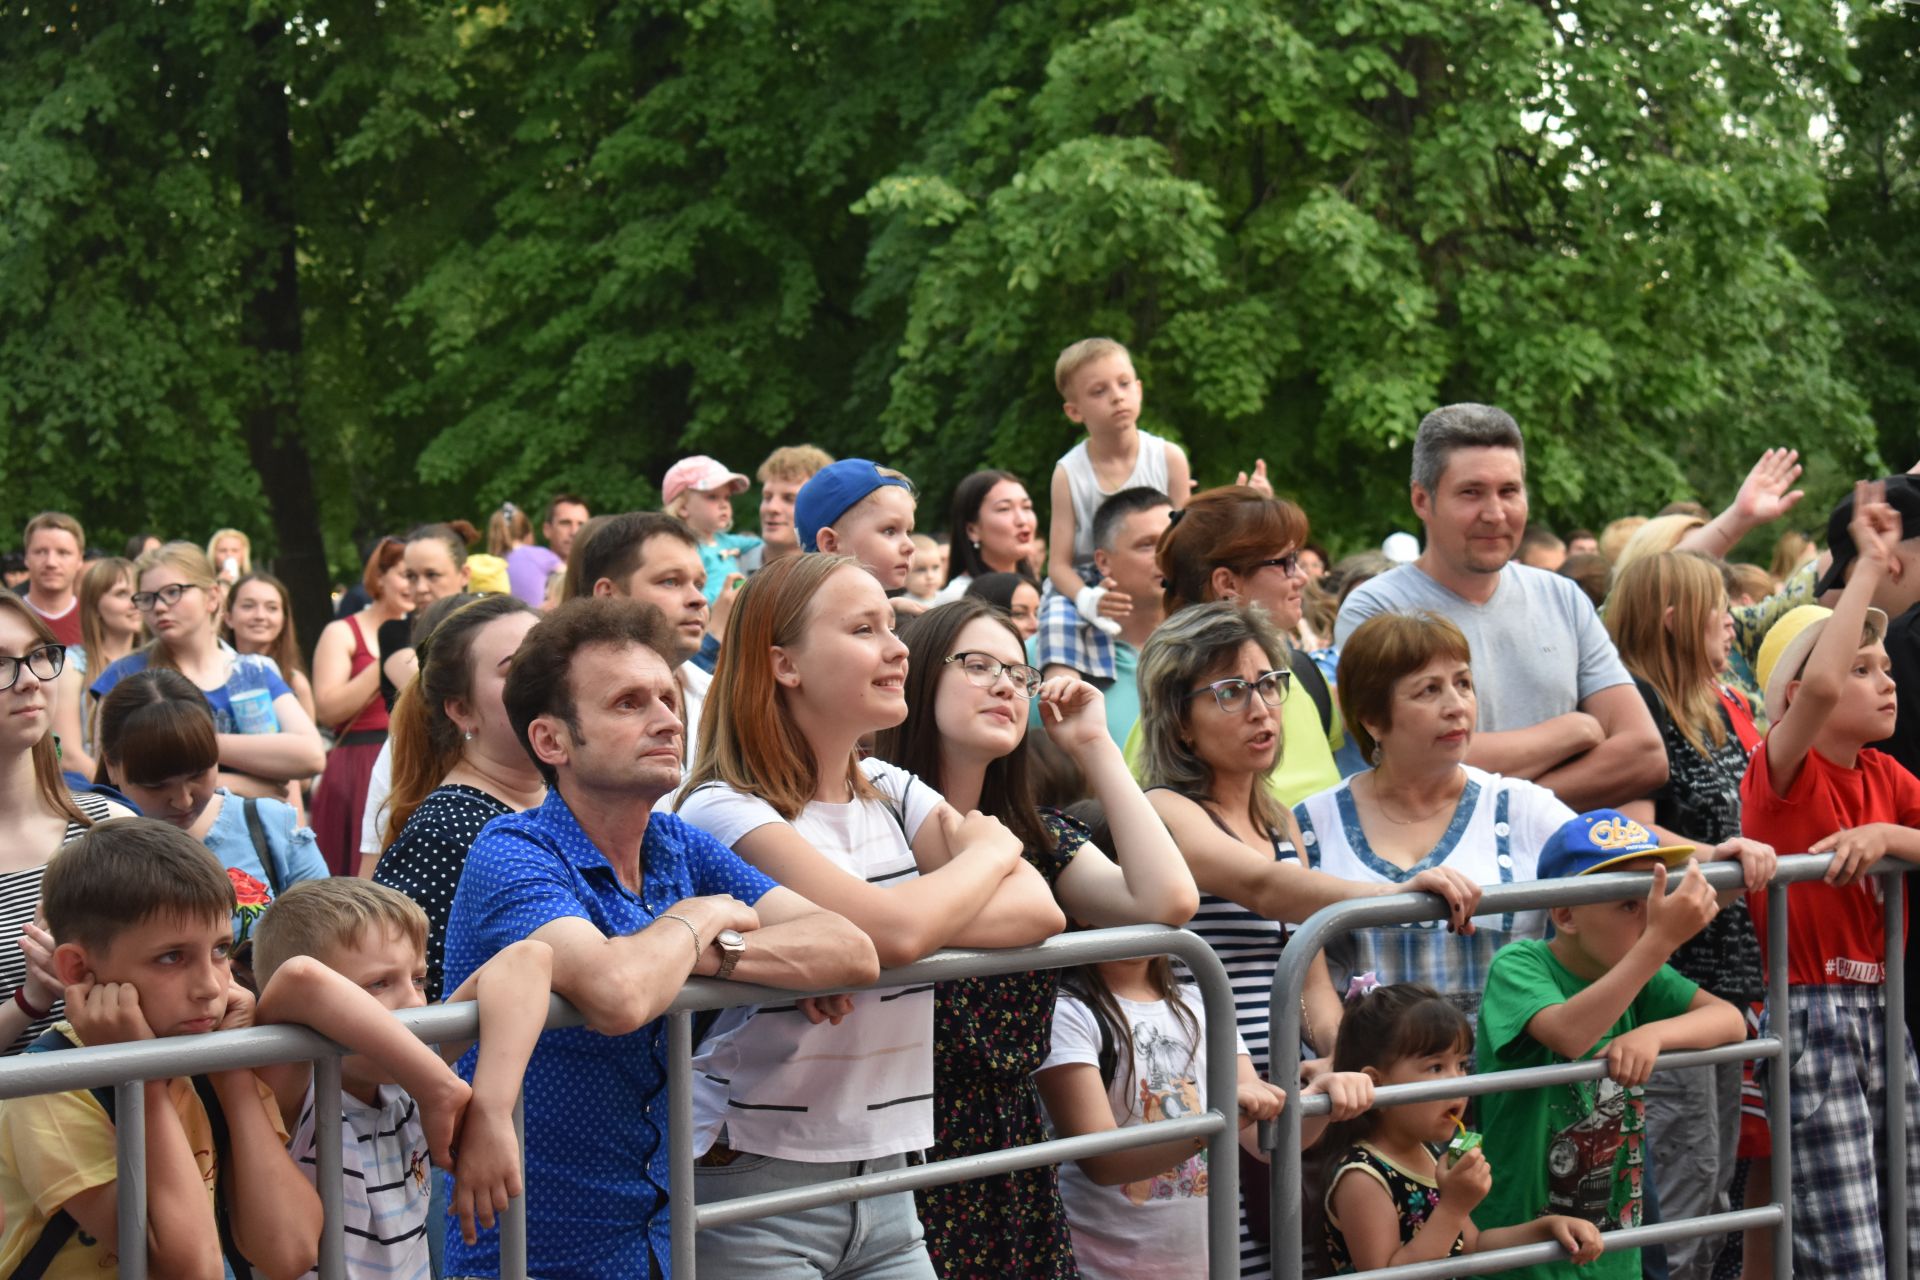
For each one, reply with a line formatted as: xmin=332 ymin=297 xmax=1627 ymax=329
xmin=663 ymin=455 xmax=751 ymax=505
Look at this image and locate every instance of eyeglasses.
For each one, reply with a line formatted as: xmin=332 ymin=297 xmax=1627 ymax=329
xmin=131 ymin=582 xmax=206 ymax=612
xmin=1185 ymin=669 xmax=1290 ymax=714
xmin=945 ymin=651 xmax=1042 ymax=698
xmin=0 ymin=645 xmax=65 ymax=692
xmin=1250 ymin=552 xmax=1302 ymax=579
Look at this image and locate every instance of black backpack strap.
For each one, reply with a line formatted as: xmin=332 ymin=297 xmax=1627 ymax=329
xmin=242 ymin=797 xmax=283 ymax=897
xmin=1287 ymin=644 xmax=1334 ymax=739
xmin=190 ymin=1076 xmax=253 ymax=1276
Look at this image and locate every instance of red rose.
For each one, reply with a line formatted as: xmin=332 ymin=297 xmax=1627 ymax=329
xmin=228 ymin=867 xmax=272 ymax=908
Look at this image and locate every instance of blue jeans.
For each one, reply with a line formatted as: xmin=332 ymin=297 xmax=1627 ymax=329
xmin=693 ymin=1151 xmax=936 ymax=1279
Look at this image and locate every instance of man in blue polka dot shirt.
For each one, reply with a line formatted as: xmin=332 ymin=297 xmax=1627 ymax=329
xmin=440 ymin=598 xmax=878 ymax=1278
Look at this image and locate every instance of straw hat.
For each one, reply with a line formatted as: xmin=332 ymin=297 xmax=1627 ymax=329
xmin=1755 ymin=603 xmax=1889 ymax=724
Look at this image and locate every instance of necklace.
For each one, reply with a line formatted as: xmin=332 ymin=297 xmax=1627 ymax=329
xmin=1368 ymin=772 xmax=1462 ymax=825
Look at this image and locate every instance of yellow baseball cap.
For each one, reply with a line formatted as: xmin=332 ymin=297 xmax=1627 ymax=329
xmin=1756 ymin=603 xmax=1889 ymax=724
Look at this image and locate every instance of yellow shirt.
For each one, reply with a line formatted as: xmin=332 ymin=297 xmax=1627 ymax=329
xmin=0 ymin=1024 xmax=286 ymax=1277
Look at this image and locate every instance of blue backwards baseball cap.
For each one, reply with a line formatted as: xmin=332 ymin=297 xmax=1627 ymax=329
xmin=794 ymin=460 xmax=914 ymax=553
xmin=1537 ymin=809 xmax=1694 ymax=881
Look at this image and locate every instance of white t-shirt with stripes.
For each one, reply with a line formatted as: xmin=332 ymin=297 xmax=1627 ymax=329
xmin=677 ymin=758 xmax=940 ymax=1162
xmin=289 ymin=1082 xmax=431 ymax=1280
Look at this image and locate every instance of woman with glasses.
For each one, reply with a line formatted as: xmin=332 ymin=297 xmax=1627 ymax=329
xmin=873 ymin=598 xmax=1196 ymax=1279
xmin=1137 ymin=602 xmax=1480 ymax=1280
xmin=89 ymin=543 xmax=325 ymax=805
xmin=1293 ymin=611 xmax=1572 ymax=1019
xmin=306 ymin=537 xmax=411 ymax=875
xmin=0 ymin=595 xmax=124 ymax=1055
xmin=48 ymin=556 xmax=144 ymax=779
xmin=675 ymin=553 xmax=1063 ymax=1278
xmin=1146 ymin=485 xmax=1348 ymax=806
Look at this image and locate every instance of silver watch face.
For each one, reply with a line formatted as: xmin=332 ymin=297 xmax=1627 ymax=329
xmin=716 ymin=928 xmax=747 ymax=950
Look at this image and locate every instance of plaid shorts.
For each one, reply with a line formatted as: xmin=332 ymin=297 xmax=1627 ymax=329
xmin=1761 ymin=984 xmax=1920 ymax=1279
xmin=1034 ymin=572 xmax=1115 ymax=682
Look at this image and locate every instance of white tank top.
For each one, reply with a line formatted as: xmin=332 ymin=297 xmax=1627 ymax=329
xmin=1058 ymin=432 xmax=1171 ymax=564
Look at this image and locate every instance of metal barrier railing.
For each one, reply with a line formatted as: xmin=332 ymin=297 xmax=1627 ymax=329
xmin=1263 ymin=853 xmax=1912 ymax=1280
xmin=0 ymin=923 xmax=1244 ymax=1279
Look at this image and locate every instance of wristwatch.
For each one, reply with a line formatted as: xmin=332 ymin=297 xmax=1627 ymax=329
xmin=712 ymin=929 xmax=747 ymax=982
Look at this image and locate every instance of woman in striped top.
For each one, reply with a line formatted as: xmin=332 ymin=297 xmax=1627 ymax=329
xmin=1137 ymin=602 xmax=1481 ymax=1280
xmin=0 ymin=594 xmax=125 ymax=1054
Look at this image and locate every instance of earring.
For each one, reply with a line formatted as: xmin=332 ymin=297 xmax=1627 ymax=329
xmin=1369 ymin=743 xmax=1383 ymax=768
xmin=971 ymin=539 xmax=981 ymax=551
xmin=462 ymin=729 xmax=475 ymax=742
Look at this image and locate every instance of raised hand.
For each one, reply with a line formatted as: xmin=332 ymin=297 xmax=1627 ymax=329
xmin=1849 ymin=479 xmax=1903 ymax=573
xmin=1237 ymin=460 xmax=1274 ymax=497
xmin=1645 ymin=860 xmax=1719 ymax=951
xmin=1731 ymin=448 xmax=1805 ymax=527
xmin=1036 ymin=675 xmax=1109 ymax=756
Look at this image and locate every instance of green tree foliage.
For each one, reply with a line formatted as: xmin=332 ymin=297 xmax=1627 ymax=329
xmin=1804 ymin=2 xmax=1920 ymax=477
xmin=859 ymin=0 xmax=1884 ymax=544
xmin=0 ymin=0 xmax=1905 ymax=600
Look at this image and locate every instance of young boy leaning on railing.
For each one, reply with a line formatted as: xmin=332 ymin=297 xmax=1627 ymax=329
xmin=250 ymin=878 xmax=552 ymax=1278
xmin=0 ymin=818 xmax=323 ymax=1279
xmin=1474 ymin=811 xmax=1745 ymax=1280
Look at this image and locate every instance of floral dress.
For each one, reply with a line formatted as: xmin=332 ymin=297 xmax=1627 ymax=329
xmin=916 ymin=810 xmax=1086 ymax=1279
xmin=1324 ymin=1141 xmax=1463 ymax=1273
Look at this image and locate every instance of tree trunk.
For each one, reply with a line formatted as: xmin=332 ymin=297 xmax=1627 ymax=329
xmin=236 ymin=19 xmax=331 ymax=660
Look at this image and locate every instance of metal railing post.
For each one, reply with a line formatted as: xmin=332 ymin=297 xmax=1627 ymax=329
xmin=500 ymin=1091 xmax=528 ymax=1279
xmin=1768 ymin=878 xmax=1791 ymax=1280
xmin=1888 ymin=870 xmax=1909 ymax=1280
xmin=314 ymin=1054 xmax=346 ymax=1280
xmin=668 ymin=1008 xmax=697 ymax=1280
xmin=1185 ymin=931 xmax=1242 ymax=1279
xmin=114 ymin=1079 xmax=147 ymax=1280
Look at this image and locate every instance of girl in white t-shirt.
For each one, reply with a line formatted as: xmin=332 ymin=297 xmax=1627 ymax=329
xmin=674 ymin=553 xmax=1065 ymax=1279
xmin=1036 ymin=947 xmax=1372 ymax=1280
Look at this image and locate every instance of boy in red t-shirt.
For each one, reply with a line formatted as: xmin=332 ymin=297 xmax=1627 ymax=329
xmin=1743 ymin=479 xmax=1920 ymax=1278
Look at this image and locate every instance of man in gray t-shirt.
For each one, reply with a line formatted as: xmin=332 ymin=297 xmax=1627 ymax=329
xmin=1334 ymin=404 xmax=1665 ymax=810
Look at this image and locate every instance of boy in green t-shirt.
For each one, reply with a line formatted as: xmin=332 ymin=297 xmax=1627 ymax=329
xmin=1477 ymin=810 xmax=1745 ymax=1279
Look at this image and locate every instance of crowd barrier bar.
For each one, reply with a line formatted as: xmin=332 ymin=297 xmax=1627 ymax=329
xmin=0 ymin=923 xmax=1242 ymax=1279
xmin=664 ymin=923 xmax=1243 ymax=1277
xmin=1264 ymin=853 xmax=1912 ymax=1280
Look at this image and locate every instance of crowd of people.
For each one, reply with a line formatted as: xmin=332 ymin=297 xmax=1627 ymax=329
xmin=0 ymin=335 xmax=1918 ymax=1280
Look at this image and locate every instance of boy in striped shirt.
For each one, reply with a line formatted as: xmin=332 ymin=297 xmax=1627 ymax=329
xmin=252 ymin=879 xmax=552 ymax=1277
